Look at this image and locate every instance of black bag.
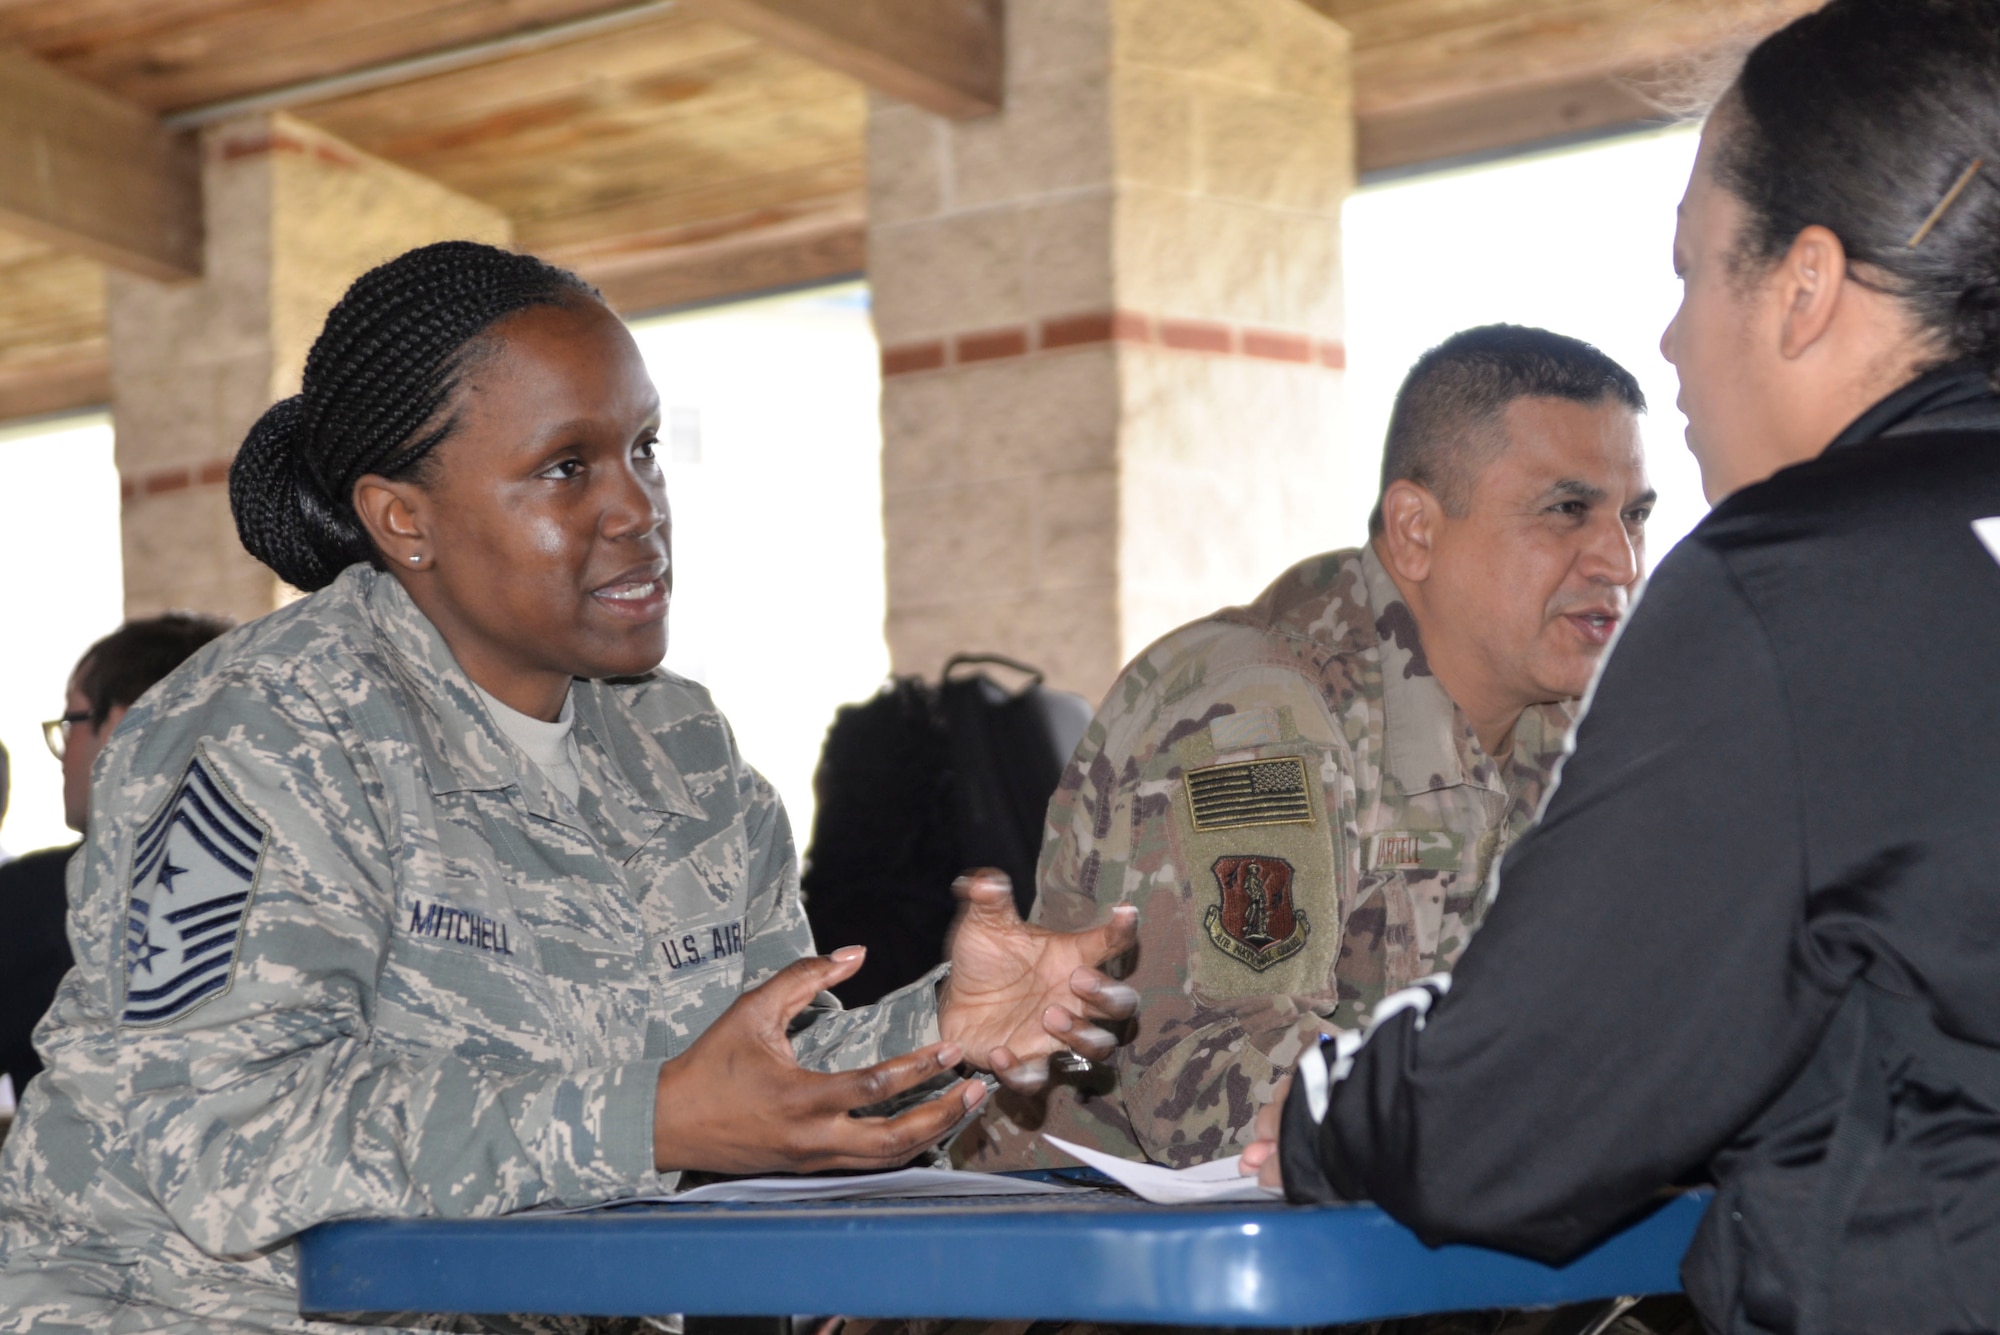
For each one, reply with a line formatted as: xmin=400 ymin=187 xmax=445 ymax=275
xmin=800 ymin=655 xmax=1092 ymax=1007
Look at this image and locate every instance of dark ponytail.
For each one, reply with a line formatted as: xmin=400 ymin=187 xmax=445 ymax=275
xmin=1714 ymin=0 xmax=2000 ymax=384
xmin=229 ymin=240 xmax=597 ymax=591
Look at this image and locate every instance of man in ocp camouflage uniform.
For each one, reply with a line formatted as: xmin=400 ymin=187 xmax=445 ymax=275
xmin=958 ymin=325 xmax=1658 ymax=1174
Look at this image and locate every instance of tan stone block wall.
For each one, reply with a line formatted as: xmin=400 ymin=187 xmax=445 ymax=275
xmin=1109 ymin=0 xmax=1353 ymax=334
xmin=1114 ymin=0 xmax=1348 ymax=101
xmin=107 ymin=145 xmax=277 ymax=479
xmin=119 ymin=488 xmax=277 ymax=621
xmin=265 ymin=114 xmax=511 ymax=398
xmin=873 ymin=0 xmax=1353 ymax=705
xmin=1116 ymin=348 xmax=1345 ymax=655
xmin=882 ymin=347 xmax=1123 ymax=698
xmin=109 ymin=113 xmax=510 ymax=623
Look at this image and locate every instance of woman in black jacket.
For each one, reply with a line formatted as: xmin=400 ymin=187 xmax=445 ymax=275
xmin=1245 ymin=3 xmax=2000 ymax=1332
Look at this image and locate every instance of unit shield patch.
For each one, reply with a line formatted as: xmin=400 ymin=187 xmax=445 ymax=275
xmin=122 ymin=754 xmax=266 ymax=1026
xmin=1203 ymin=854 xmax=1309 ymax=971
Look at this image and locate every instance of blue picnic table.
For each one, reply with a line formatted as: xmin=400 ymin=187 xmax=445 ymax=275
xmin=297 ymin=1184 xmax=1708 ymax=1325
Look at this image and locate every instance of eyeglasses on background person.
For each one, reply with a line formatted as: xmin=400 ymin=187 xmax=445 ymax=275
xmin=41 ymin=711 xmax=89 ymax=761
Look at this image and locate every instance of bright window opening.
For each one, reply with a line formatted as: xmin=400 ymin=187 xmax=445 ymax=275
xmin=0 ymin=412 xmax=121 ymax=859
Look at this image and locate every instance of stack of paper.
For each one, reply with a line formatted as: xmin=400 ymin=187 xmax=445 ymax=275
xmin=670 ymin=1168 xmax=1079 ymax=1204
xmin=1042 ymin=1135 xmax=1282 ymax=1204
xmin=550 ymin=1143 xmax=1279 ymax=1210
xmin=557 ymin=1167 xmax=1082 ymax=1210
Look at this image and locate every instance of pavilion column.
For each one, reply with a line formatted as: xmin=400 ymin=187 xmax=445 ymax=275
xmin=870 ymin=0 xmax=1353 ymax=703
xmin=107 ymin=112 xmax=510 ymax=622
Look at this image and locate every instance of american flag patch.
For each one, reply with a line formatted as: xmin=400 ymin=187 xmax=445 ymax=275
xmin=122 ymin=754 xmax=265 ymax=1027
xmin=1184 ymin=755 xmax=1315 ymax=832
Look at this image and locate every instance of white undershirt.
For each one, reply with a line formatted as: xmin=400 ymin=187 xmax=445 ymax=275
xmin=474 ymin=683 xmax=582 ymax=805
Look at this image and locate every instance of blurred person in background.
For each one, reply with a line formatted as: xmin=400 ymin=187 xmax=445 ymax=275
xmin=1249 ymin=3 xmax=2000 ymax=1330
xmin=0 ymin=614 xmax=229 ymax=1108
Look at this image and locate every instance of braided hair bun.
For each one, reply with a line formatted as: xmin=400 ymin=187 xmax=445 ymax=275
xmin=229 ymin=241 xmax=596 ymax=591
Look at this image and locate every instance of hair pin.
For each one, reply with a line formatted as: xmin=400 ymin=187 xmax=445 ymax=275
xmin=1907 ymin=157 xmax=1985 ymax=249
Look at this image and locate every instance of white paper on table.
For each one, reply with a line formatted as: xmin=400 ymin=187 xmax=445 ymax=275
xmin=1042 ymin=1134 xmax=1283 ymax=1205
xmin=555 ymin=1167 xmax=1085 ymax=1210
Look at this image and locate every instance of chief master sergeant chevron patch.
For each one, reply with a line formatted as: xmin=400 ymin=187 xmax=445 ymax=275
xmin=122 ymin=752 xmax=266 ymax=1027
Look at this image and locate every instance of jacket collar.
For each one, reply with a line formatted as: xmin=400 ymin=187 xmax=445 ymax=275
xmin=1362 ymin=546 xmax=1503 ymax=797
xmin=569 ymin=684 xmax=704 ymax=861
xmin=1829 ymin=362 xmax=2000 ymax=450
xmin=357 ymin=568 xmax=700 ymax=850
xmin=1359 ymin=545 xmax=1571 ymax=801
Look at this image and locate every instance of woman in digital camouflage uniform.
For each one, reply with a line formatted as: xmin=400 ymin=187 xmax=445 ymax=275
xmin=0 ymin=241 xmax=1137 ymax=1333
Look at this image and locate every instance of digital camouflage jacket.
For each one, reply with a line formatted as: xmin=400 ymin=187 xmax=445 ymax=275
xmin=0 ymin=563 xmax=939 ymax=1333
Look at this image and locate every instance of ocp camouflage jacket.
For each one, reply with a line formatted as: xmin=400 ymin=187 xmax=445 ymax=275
xmin=958 ymin=545 xmax=1571 ymax=1170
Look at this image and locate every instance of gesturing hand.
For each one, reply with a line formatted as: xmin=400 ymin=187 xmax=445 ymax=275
xmin=652 ymin=947 xmax=984 ymax=1175
xmin=938 ymin=869 xmax=1140 ymax=1093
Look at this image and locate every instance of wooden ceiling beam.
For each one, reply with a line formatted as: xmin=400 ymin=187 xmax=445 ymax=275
xmin=544 ymin=196 xmax=865 ymax=316
xmin=0 ymin=49 xmax=200 ymax=281
xmin=1357 ymin=68 xmax=1676 ymax=179
xmin=1310 ymin=0 xmax=1823 ymax=120
xmin=574 ymin=222 xmax=863 ymax=317
xmin=0 ymin=348 xmax=110 ymax=424
xmin=684 ymin=0 xmax=1002 ymax=119
xmin=1316 ymin=0 xmax=1827 ymax=179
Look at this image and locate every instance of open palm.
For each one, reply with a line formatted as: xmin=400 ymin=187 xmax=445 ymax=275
xmin=937 ymin=869 xmax=1139 ymax=1090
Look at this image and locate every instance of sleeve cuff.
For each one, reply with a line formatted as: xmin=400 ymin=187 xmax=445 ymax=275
xmin=790 ymin=962 xmax=947 ymax=1073
xmin=1279 ymin=1038 xmax=1343 ymax=1205
xmin=520 ymin=1058 xmax=665 ymax=1202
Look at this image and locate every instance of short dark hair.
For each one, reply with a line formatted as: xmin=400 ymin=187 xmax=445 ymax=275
xmin=75 ymin=613 xmax=234 ymax=727
xmin=230 ymin=241 xmax=599 ymax=592
xmin=1713 ymin=0 xmax=2000 ymax=385
xmin=1370 ymin=324 xmax=1646 ymax=534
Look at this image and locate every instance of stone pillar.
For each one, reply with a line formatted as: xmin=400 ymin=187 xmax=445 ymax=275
xmin=109 ymin=112 xmax=510 ymax=622
xmin=870 ymin=0 xmax=1352 ymax=703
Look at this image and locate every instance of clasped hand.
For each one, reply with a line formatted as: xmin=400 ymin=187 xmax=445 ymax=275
xmin=1239 ymin=1072 xmax=1290 ymax=1189
xmin=652 ymin=870 xmax=1138 ymax=1175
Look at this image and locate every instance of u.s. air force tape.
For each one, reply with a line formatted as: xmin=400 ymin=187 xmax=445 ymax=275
xmin=1183 ymin=755 xmax=1315 ymax=832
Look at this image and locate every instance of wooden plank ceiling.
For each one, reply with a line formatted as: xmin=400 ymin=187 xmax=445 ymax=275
xmin=1311 ymin=0 xmax=1819 ymax=172
xmin=0 ymin=0 xmax=1812 ymax=422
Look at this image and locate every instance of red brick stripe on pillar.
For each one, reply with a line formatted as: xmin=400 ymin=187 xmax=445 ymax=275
xmin=1039 ymin=309 xmax=1154 ymax=350
xmin=1040 ymin=311 xmax=1114 ymax=349
xmin=956 ymin=327 xmax=1030 ymax=363
xmin=1157 ymin=319 xmax=1234 ymax=354
xmin=881 ymin=341 xmax=947 ymax=376
xmin=122 ymin=458 xmax=237 ymax=503
xmin=1243 ymin=328 xmax=1312 ymax=363
xmin=1110 ymin=310 xmax=1153 ymax=345
xmin=879 ymin=313 xmax=1346 ymax=377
